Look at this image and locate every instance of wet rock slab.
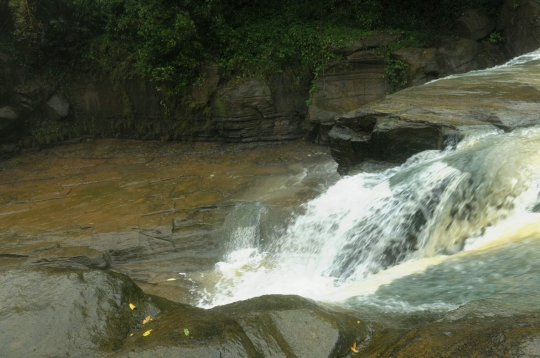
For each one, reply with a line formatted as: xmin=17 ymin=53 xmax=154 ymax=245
xmin=0 ymin=139 xmax=337 ymax=302
xmin=329 ymin=55 xmax=540 ymax=173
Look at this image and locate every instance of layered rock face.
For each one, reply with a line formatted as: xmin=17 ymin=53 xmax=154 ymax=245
xmin=307 ymin=35 xmax=507 ymax=145
xmin=328 ymin=54 xmax=540 ymax=173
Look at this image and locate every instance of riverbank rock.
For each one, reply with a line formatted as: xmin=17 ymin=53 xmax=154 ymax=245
xmin=328 ymin=54 xmax=540 ymax=173
xmin=5 ymin=267 xmax=540 ymax=357
xmin=0 ymin=267 xmax=373 ymax=358
xmin=498 ymin=0 xmax=540 ymax=57
xmin=0 ymin=106 xmax=19 ymax=138
xmin=455 ymin=9 xmax=495 ymax=40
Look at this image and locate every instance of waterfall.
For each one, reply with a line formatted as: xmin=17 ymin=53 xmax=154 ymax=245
xmin=197 ymin=127 xmax=540 ymax=308
xmin=197 ymin=50 xmax=540 ymax=309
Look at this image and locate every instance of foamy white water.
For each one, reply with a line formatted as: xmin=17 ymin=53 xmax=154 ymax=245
xmin=196 ymin=126 xmax=540 ymax=309
xmin=196 ymin=50 xmax=540 ymax=311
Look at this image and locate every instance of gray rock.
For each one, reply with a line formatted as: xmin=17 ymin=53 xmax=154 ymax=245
xmin=0 ymin=106 xmax=20 ymax=142
xmin=115 ymin=294 xmax=371 ymax=358
xmin=0 ymin=268 xmax=160 ymax=358
xmin=392 ymin=48 xmax=447 ymax=86
xmin=206 ymin=77 xmax=305 ymax=142
xmin=0 ymin=106 xmax=18 ymax=121
xmin=46 ymin=93 xmax=71 ymax=120
xmin=455 ymin=9 xmax=495 ymax=40
xmin=438 ymin=38 xmax=488 ymax=74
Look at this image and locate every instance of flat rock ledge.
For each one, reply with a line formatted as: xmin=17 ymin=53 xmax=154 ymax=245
xmin=329 ymin=55 xmax=540 ymax=174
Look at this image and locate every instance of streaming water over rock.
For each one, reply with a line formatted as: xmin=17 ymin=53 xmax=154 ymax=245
xmin=195 ymin=49 xmax=540 ymax=310
xmin=200 ymin=124 xmax=540 ymax=310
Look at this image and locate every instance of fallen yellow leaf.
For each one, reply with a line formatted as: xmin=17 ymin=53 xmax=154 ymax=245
xmin=129 ymin=303 xmax=136 ymax=310
xmin=129 ymin=333 xmax=134 ymax=337
xmin=142 ymin=316 xmax=152 ymax=324
xmin=356 ymin=320 xmax=361 ymax=324
xmin=143 ymin=330 xmax=152 ymax=337
xmin=351 ymin=342 xmax=359 ymax=353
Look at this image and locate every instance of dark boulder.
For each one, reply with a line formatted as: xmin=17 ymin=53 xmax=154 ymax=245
xmin=455 ymin=9 xmax=496 ymax=40
xmin=498 ymin=0 xmax=540 ymax=57
xmin=207 ymin=77 xmax=306 ymax=142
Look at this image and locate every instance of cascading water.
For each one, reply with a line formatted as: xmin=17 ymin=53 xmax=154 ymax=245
xmin=196 ymin=51 xmax=540 ymax=312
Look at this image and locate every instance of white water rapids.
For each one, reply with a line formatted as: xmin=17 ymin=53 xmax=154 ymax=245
xmin=195 ymin=51 xmax=540 ymax=313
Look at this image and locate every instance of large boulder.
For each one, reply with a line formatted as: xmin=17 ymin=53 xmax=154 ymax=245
xmin=498 ymin=0 xmax=540 ymax=57
xmin=0 ymin=267 xmax=375 ymax=358
xmin=455 ymin=9 xmax=496 ymax=40
xmin=113 ymin=295 xmax=371 ymax=358
xmin=309 ymin=35 xmax=507 ymax=145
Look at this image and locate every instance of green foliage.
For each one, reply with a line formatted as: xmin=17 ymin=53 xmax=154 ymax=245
xmin=489 ymin=31 xmax=505 ymax=43
xmin=384 ymin=58 xmax=411 ymax=93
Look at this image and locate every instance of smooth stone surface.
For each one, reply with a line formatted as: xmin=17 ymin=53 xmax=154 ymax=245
xmin=0 ymin=268 xmax=161 ymax=358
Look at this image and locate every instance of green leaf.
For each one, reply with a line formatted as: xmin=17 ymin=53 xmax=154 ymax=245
xmin=184 ymin=328 xmax=189 ymax=336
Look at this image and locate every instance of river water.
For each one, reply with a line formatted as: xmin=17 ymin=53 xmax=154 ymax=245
xmin=195 ymin=50 xmax=540 ymax=318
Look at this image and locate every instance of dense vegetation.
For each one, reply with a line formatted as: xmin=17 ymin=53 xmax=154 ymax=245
xmin=1 ymin=0 xmax=504 ymax=97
